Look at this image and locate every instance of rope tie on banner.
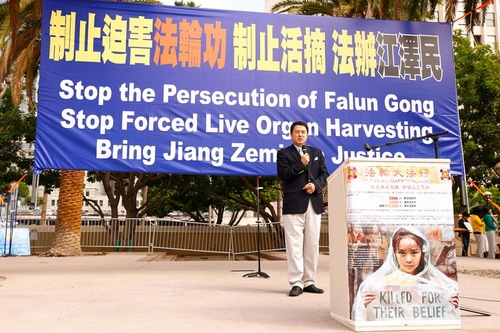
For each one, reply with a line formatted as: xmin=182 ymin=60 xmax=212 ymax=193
xmin=454 ymin=0 xmax=495 ymax=23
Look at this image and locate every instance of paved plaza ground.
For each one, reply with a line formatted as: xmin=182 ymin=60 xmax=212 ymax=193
xmin=0 ymin=252 xmax=499 ymax=333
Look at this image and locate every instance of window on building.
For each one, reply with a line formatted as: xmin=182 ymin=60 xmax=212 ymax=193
xmin=485 ymin=12 xmax=495 ymax=27
xmin=51 ymin=200 xmax=56 ymax=206
xmin=473 ymin=34 xmax=482 ymax=45
xmin=485 ymin=35 xmax=497 ymax=50
xmin=455 ymin=8 xmax=466 ymax=29
xmin=85 ymin=190 xmax=90 ymax=196
xmin=433 ymin=10 xmax=440 ymax=22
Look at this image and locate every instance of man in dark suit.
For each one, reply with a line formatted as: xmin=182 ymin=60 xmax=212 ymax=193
xmin=277 ymin=121 xmax=330 ymax=297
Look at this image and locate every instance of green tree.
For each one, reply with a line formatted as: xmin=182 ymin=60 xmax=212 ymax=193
xmin=83 ymin=171 xmax=177 ymax=219
xmin=174 ymin=1 xmax=200 ymax=7
xmin=0 ymin=87 xmax=36 ymax=190
xmin=453 ymin=31 xmax=500 ymax=185
xmin=452 ymin=31 xmax=500 ymax=212
xmin=17 ymin=181 xmax=29 ymax=198
xmin=147 ymin=175 xmax=281 ymax=225
xmin=210 ymin=176 xmax=281 ymax=225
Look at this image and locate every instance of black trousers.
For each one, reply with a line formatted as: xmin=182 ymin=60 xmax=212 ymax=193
xmin=461 ymin=233 xmax=470 ymax=256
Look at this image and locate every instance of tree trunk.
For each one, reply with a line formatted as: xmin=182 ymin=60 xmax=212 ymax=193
xmin=99 ymin=172 xmax=121 ymax=218
xmin=365 ymin=0 xmax=373 ymax=19
xmin=46 ymin=170 xmax=85 ymax=256
xmin=394 ymin=0 xmax=402 ymax=20
xmin=40 ymin=192 xmax=48 ymax=225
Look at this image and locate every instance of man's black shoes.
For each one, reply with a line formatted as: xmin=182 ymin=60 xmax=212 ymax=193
xmin=303 ymin=284 xmax=324 ymax=294
xmin=289 ymin=286 xmax=303 ymax=297
xmin=289 ymin=284 xmax=324 ymax=296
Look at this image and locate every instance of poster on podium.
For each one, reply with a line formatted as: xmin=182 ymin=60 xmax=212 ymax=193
xmin=328 ymin=158 xmax=460 ymax=331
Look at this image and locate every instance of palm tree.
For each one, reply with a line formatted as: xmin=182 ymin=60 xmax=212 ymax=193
xmin=460 ymin=0 xmax=491 ymax=36
xmin=174 ymin=1 xmax=200 ymax=7
xmin=0 ymin=0 xmax=158 ymax=256
xmin=271 ymin=0 xmax=343 ymax=16
xmin=271 ymin=0 xmax=488 ymax=33
xmin=0 ymin=0 xmax=41 ymax=110
xmin=47 ymin=170 xmax=85 ymax=255
xmin=0 ymin=0 xmax=85 ymax=256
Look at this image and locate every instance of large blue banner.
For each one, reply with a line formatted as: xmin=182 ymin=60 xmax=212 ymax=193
xmin=35 ymin=0 xmax=465 ymax=176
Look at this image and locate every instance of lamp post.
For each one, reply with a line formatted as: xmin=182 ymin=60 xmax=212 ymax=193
xmin=484 ymin=191 xmax=492 ymax=205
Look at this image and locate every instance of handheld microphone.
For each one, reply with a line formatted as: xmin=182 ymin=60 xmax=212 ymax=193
xmin=302 ymin=145 xmax=310 ymax=182
xmin=302 ymin=145 xmax=308 ymax=170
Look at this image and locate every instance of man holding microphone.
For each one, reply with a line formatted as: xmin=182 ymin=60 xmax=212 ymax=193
xmin=277 ymin=121 xmax=330 ymax=297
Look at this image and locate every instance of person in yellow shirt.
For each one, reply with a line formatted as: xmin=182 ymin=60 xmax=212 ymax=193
xmin=470 ymin=206 xmax=487 ymax=258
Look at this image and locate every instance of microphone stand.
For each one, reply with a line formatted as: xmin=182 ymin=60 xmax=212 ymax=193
xmin=243 ymin=176 xmax=270 ymax=278
xmin=364 ymin=130 xmax=449 ymax=158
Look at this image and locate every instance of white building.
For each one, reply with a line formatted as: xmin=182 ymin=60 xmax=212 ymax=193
xmin=438 ymin=0 xmax=499 ymax=49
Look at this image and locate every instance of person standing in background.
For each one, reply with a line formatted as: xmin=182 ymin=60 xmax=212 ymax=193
xmin=458 ymin=212 xmax=471 ymax=256
xmin=483 ymin=206 xmax=497 ymax=259
xmin=277 ymin=121 xmax=330 ymax=297
xmin=470 ymin=206 xmax=487 ymax=258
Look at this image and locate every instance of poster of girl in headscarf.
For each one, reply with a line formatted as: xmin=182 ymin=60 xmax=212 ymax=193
xmin=340 ymin=159 xmax=460 ymax=326
xmin=350 ymin=226 xmax=459 ymax=321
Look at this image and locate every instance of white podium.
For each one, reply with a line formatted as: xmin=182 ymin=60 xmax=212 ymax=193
xmin=328 ymin=158 xmax=460 ymax=331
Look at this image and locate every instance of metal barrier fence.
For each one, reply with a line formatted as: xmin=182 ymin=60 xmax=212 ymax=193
xmin=16 ymin=217 xmax=329 ymax=258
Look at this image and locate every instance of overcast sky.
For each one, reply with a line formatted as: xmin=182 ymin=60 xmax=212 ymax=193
xmin=160 ymin=0 xmax=266 ymax=12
